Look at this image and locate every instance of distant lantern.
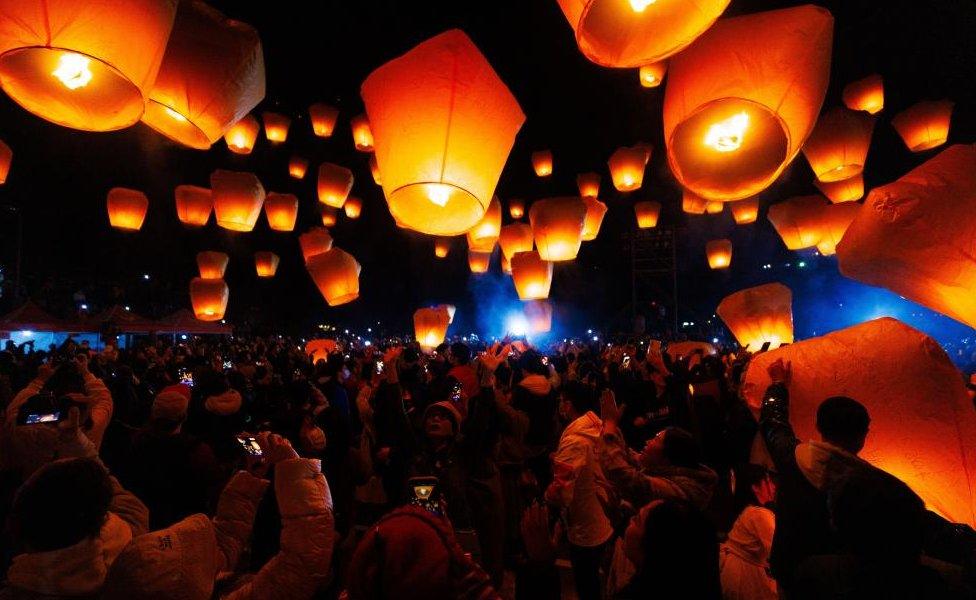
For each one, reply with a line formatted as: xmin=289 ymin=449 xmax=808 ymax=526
xmin=190 ymin=277 xmax=228 ymax=321
xmin=705 ymin=200 xmax=724 ymax=215
xmin=298 ymin=227 xmax=333 ymax=263
xmin=223 ymin=114 xmax=259 ymax=154
xmin=509 ymin=199 xmax=526 ymax=219
xmin=350 ymin=113 xmax=374 ymax=152
xmin=107 ymin=187 xmax=149 ymax=231
xmin=525 ymin=300 xmax=553 ymax=334
xmin=634 ymin=200 xmax=661 ymax=228
xmin=717 ymin=283 xmax=794 ymax=350
xmin=263 ymin=192 xmax=298 ymax=232
xmin=638 ymin=61 xmax=668 ymax=88
xmin=581 ymin=197 xmax=608 ymax=241
xmin=468 ymin=249 xmax=491 ymax=273
xmin=210 ymin=170 xmax=265 ymax=232
xmin=305 ymin=339 xmax=337 ymax=363
xmin=142 ymin=1 xmax=264 ymax=150
xmin=532 ymin=150 xmax=553 ymax=177
xmin=501 ymin=254 xmax=512 ymax=274
xmin=499 ymin=223 xmax=534 ymax=260
xmin=577 ymin=172 xmax=601 ymax=198
xmin=434 ymin=237 xmax=451 ymax=258
xmin=196 ymin=251 xmax=229 ymax=279
xmin=529 ymin=197 xmax=587 ymax=261
xmin=843 ymin=74 xmax=884 ymax=115
xmin=815 ymin=202 xmax=860 ymax=256
xmin=414 ymin=306 xmax=451 ymax=351
xmin=307 ymin=247 xmax=361 ymax=306
xmin=555 ymin=0 xmax=730 ymax=67
xmin=705 ymin=239 xmax=732 ymax=269
xmin=309 ymin=102 xmax=339 ymax=137
xmin=368 ymin=156 xmax=382 ymax=185
xmin=892 ymin=100 xmax=954 ymax=153
xmin=289 ymin=156 xmax=309 ymax=179
xmin=321 ymin=206 xmax=338 ymax=227
xmin=816 ymin=173 xmax=864 ymax=204
xmin=262 ymin=111 xmax=290 ymax=143
xmin=731 ymin=197 xmax=759 ymax=225
xmin=802 ymin=107 xmax=875 ymax=182
xmin=0 ymin=139 xmax=11 ymax=184
xmin=511 ymin=250 xmax=553 ymax=300
xmin=608 ymin=145 xmax=650 ymax=192
xmin=767 ymin=195 xmax=829 ymax=250
xmin=466 ymin=196 xmax=502 ymax=251
xmin=317 ymin=162 xmax=354 ymax=208
xmin=254 ymin=251 xmax=279 ymax=277
xmin=664 ymin=6 xmax=833 ymax=202
xmin=344 ymin=196 xmax=363 ymax=219
xmin=174 ymin=185 xmax=212 ymax=227
xmin=0 ymin=0 xmax=178 ymax=131
xmin=682 ymin=189 xmax=707 ymax=214
xmin=361 ymin=30 xmax=525 ymax=236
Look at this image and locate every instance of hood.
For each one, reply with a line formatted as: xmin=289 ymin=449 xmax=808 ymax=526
xmin=562 ymin=411 xmax=603 ymax=443
xmin=204 ymin=389 xmax=242 ymax=416
xmin=795 ymin=439 xmax=867 ymax=491
xmin=723 ymin=505 xmax=775 ymax=567
xmin=518 ymin=373 xmax=552 ymax=396
xmin=644 ymin=463 xmax=719 ymax=510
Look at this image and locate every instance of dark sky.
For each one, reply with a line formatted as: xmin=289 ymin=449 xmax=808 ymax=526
xmin=0 ymin=0 xmax=973 ymax=336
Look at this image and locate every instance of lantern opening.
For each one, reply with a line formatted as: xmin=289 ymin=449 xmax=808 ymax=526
xmin=52 ymin=52 xmax=92 ymax=90
xmin=389 ymin=182 xmax=485 ymax=236
xmin=144 ymin=101 xmax=210 ymax=149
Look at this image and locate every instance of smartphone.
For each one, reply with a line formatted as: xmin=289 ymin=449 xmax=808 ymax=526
xmin=178 ymin=367 xmax=194 ymax=387
xmin=622 ymin=355 xmax=631 ymax=367
xmin=223 ymin=360 xmax=233 ymax=370
xmin=407 ymin=476 xmax=442 ymax=515
xmin=450 ymin=381 xmax=462 ymax=404
xmin=16 ymin=393 xmax=64 ymax=425
xmin=375 ymin=360 xmax=384 ymax=375
xmin=541 ymin=356 xmax=549 ymax=366
xmin=236 ymin=435 xmax=263 ymax=457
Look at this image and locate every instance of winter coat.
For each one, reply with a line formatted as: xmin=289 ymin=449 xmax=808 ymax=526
xmin=510 ymin=375 xmax=558 ymax=456
xmin=720 ymin=506 xmax=777 ymax=600
xmin=5 ymin=372 xmax=113 ymax=449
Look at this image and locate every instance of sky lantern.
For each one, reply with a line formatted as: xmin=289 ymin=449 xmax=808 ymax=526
xmin=638 ymin=61 xmax=668 ymax=88
xmin=361 ymin=30 xmax=525 ymax=237
xmin=289 ymin=156 xmax=309 ymax=179
xmin=816 ymin=173 xmax=864 ymax=204
xmin=321 ymin=206 xmax=338 ymax=227
xmin=529 ymin=197 xmax=586 ymax=261
xmin=664 ymin=6 xmax=833 ymax=202
xmin=577 ymin=172 xmax=601 ymax=198
xmin=682 ymin=188 xmax=707 ymax=214
xmin=891 ymin=100 xmax=954 ymax=152
xmin=717 ymin=282 xmax=793 ymax=351
xmin=223 ymin=114 xmax=259 ymax=154
xmin=842 ymin=74 xmax=884 ymax=115
xmin=555 ymin=0 xmax=730 ymax=67
xmin=511 ymin=250 xmax=553 ymax=300
xmin=525 ymin=299 xmax=552 ymax=334
xmin=532 ymin=150 xmax=553 ymax=177
xmin=634 ymin=200 xmax=661 ymax=228
xmin=210 ymin=170 xmax=265 ymax=232
xmin=190 ymin=277 xmax=228 ymax=321
xmin=350 ymin=113 xmax=374 ymax=152
xmin=309 ymin=102 xmax=338 ymax=137
xmin=608 ymin=145 xmax=650 ymax=192
xmin=581 ymin=197 xmax=607 ymax=241
xmin=466 ymin=195 xmax=502 ymax=251
xmin=509 ymin=199 xmax=525 ymax=219
xmin=705 ymin=239 xmax=732 ymax=269
xmin=767 ymin=194 xmax=829 ymax=250
xmin=814 ymin=202 xmax=860 ymax=256
xmin=368 ymin=156 xmax=382 ymax=185
xmin=436 ymin=304 xmax=457 ymax=325
xmin=174 ymin=185 xmax=212 ymax=227
xmin=730 ymin=197 xmax=759 ymax=225
xmin=501 ymin=254 xmax=512 ymax=274
xmin=107 ymin=188 xmax=149 ymax=231
xmin=0 ymin=0 xmax=177 ymax=131
xmin=414 ymin=306 xmax=451 ymax=351
xmin=263 ymin=192 xmax=298 ymax=232
xmin=254 ymin=251 xmax=279 ymax=278
xmin=142 ymin=1 xmax=264 ymax=150
xmin=705 ymin=200 xmax=724 ymax=215
xmin=838 ymin=145 xmax=976 ymax=328
xmin=434 ymin=237 xmax=451 ymax=258
xmin=802 ymin=107 xmax=875 ymax=183
xmin=499 ymin=223 xmax=534 ymax=260
xmin=262 ymin=111 xmax=290 ymax=143
xmin=0 ymin=139 xmax=10 ymax=183
xmin=299 ymin=227 xmax=333 ymax=263
xmin=305 ymin=338 xmax=338 ymax=363
xmin=344 ymin=196 xmax=363 ymax=219
xmin=741 ymin=318 xmax=976 ymax=528
xmin=307 ymin=247 xmax=361 ymax=306
xmin=468 ymin=249 xmax=491 ymax=273
xmin=317 ymin=162 xmax=354 ymax=208
xmin=196 ymin=251 xmax=228 ymax=279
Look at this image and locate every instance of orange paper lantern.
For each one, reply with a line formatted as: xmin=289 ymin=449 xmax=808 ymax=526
xmin=634 ymin=200 xmax=661 ymax=228
xmin=511 ymin=250 xmax=553 ymax=300
xmin=581 ymin=197 xmax=608 ymax=241
xmin=608 ymin=145 xmax=650 ymax=192
xmin=529 ymin=197 xmax=587 ymax=261
xmin=0 ymin=139 xmax=10 ymax=183
xmin=174 ymin=185 xmax=212 ymax=227
xmin=532 ymin=150 xmax=553 ymax=177
xmin=705 ymin=200 xmax=724 ymax=215
xmin=350 ymin=113 xmax=374 ymax=152
xmin=663 ymin=6 xmax=833 ymax=201
xmin=705 ymin=239 xmax=732 ymax=269
xmin=309 ymin=102 xmax=338 ymax=137
xmin=190 ymin=277 xmax=228 ymax=321
xmin=434 ymin=237 xmax=451 ymax=259
xmin=682 ymin=188 xmax=707 ymax=214
xmin=262 ymin=111 xmax=290 ymax=143
xmin=210 ymin=170 xmax=265 ymax=232
xmin=638 ymin=61 xmax=668 ymax=88
xmin=525 ymin=300 xmax=553 ymax=334
xmin=816 ymin=173 xmax=864 ymax=204
xmin=466 ymin=195 xmax=502 ymax=252
xmin=576 ymin=172 xmax=601 ymax=198
xmin=223 ymin=114 xmax=259 ymax=154
xmin=321 ymin=206 xmax=338 ymax=227
xmin=254 ymin=251 xmax=279 ymax=278
xmin=360 ymin=30 xmax=525 ymax=236
xmin=289 ymin=156 xmax=309 ymax=179
xmin=468 ymin=249 xmax=491 ymax=273
xmin=414 ymin=306 xmax=451 ymax=351
xmin=263 ymin=192 xmax=298 ymax=232
xmin=368 ymin=155 xmax=382 ymax=185
xmin=499 ymin=223 xmax=534 ymax=260
xmin=307 ymin=247 xmax=361 ymax=306
xmin=802 ymin=107 xmax=875 ymax=182
xmin=766 ymin=194 xmax=829 ymax=250
xmin=436 ymin=304 xmax=457 ymax=325
xmin=107 ymin=187 xmax=149 ymax=231
xmin=317 ymin=162 xmax=354 ymax=208
xmin=509 ymin=199 xmax=525 ymax=219
xmin=730 ymin=197 xmax=759 ymax=225
xmin=196 ymin=251 xmax=228 ymax=279
xmin=305 ymin=339 xmax=338 ymax=363
xmin=891 ymin=100 xmax=954 ymax=153
xmin=842 ymin=74 xmax=884 ymax=115
xmin=717 ymin=282 xmax=793 ymax=350
xmin=815 ymin=202 xmax=860 ymax=256
xmin=298 ymin=227 xmax=333 ymax=263
xmin=344 ymin=196 xmax=363 ymax=219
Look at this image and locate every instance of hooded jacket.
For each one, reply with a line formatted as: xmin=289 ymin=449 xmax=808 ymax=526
xmin=720 ymin=506 xmax=777 ymax=600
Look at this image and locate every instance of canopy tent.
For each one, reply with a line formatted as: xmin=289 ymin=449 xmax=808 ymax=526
xmin=82 ymin=305 xmax=160 ymax=335
xmin=0 ymin=301 xmax=67 ymax=333
xmin=157 ymin=309 xmax=233 ymax=335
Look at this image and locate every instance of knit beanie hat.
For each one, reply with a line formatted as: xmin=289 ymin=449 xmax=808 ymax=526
xmin=423 ymin=401 xmax=462 ymax=434
xmin=204 ymin=389 xmax=242 ymax=416
xmin=151 ymin=391 xmax=189 ymax=422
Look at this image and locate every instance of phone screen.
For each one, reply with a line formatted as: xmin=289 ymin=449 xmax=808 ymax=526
xmin=236 ymin=436 xmax=263 ymax=457
xmin=178 ymin=368 xmax=194 ymax=387
xmin=407 ymin=476 xmax=442 ymax=515
xmin=450 ymin=382 xmax=462 ymax=404
xmin=223 ymin=360 xmax=234 ymax=370
xmin=375 ymin=360 xmax=384 ymax=374
xmin=25 ymin=412 xmax=60 ymax=424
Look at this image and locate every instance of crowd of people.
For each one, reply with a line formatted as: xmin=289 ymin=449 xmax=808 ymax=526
xmin=0 ymin=331 xmax=973 ymax=599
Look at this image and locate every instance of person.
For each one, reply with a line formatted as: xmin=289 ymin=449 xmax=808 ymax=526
xmin=720 ymin=469 xmax=777 ymax=600
xmin=511 ymin=351 xmax=559 ymax=488
xmin=447 ymin=342 xmax=479 ymax=410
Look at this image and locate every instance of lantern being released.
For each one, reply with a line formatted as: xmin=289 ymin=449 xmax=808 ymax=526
xmin=223 ymin=114 xmax=259 ymax=154
xmin=289 ymin=156 xmax=309 ymax=179
xmin=344 ymin=196 xmax=363 ymax=219
xmin=576 ymin=172 xmax=601 ymax=198
xmin=682 ymin=188 xmax=707 ymax=215
xmin=499 ymin=223 xmax=534 ymax=260
xmin=299 ymin=227 xmax=333 ymax=263
xmin=608 ymin=145 xmax=650 ymax=192
xmin=634 ymin=201 xmax=661 ymax=228
xmin=556 ymin=0 xmax=730 ymax=67
xmin=210 ymin=170 xmax=265 ymax=232
xmin=843 ymin=74 xmax=884 ymax=115
xmin=321 ymin=206 xmax=338 ymax=227
xmin=509 ymin=199 xmax=525 ymax=219
xmin=190 ymin=277 xmax=228 ymax=321
xmin=468 ymin=249 xmax=491 ymax=273
xmin=529 ymin=197 xmax=586 ymax=261
xmin=466 ymin=196 xmax=502 ymax=252
xmin=196 ymin=251 xmax=228 ymax=279
xmin=664 ymin=6 xmax=833 ymax=201
xmin=305 ymin=339 xmax=338 ymax=363
xmin=705 ymin=239 xmax=732 ymax=269
xmin=434 ymin=237 xmax=451 ymax=258
xmin=0 ymin=0 xmax=177 ymax=131
xmin=581 ymin=197 xmax=608 ymax=241
xmin=107 ymin=188 xmax=149 ymax=231
xmin=414 ymin=306 xmax=451 ymax=351
xmin=717 ymin=283 xmax=793 ymax=350
xmin=309 ymin=102 xmax=338 ymax=137
xmin=511 ymin=250 xmax=553 ymax=300
xmin=317 ymin=163 xmax=354 ymax=208
xmin=802 ymin=107 xmax=875 ymax=183
xmin=838 ymin=145 xmax=976 ymax=328
xmin=532 ymin=150 xmax=553 ymax=177
xmin=816 ymin=173 xmax=864 ymax=204
xmin=0 ymin=139 xmax=10 ymax=184
xmin=767 ymin=195 xmax=829 ymax=250
xmin=741 ymin=318 xmax=976 ymax=528
xmin=254 ymin=251 xmax=279 ymax=277
xmin=815 ymin=202 xmax=860 ymax=256
xmin=307 ymin=247 xmax=361 ymax=306
xmin=263 ymin=192 xmax=298 ymax=232
xmin=350 ymin=114 xmax=374 ymax=152
xmin=525 ymin=300 xmax=553 ymax=334
xmin=638 ymin=61 xmax=667 ymax=88
xmin=891 ymin=100 xmax=954 ymax=153
xmin=174 ymin=185 xmax=212 ymax=227
xmin=361 ymin=30 xmax=525 ymax=236
xmin=262 ymin=111 xmax=290 ymax=143
xmin=731 ymin=197 xmax=759 ymax=225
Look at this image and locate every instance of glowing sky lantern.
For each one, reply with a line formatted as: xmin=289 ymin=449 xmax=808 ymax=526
xmin=509 ymin=199 xmax=525 ymax=219
xmin=368 ymin=156 xmax=382 ymax=185
xmin=263 ymin=192 xmax=299 ymax=232
xmin=638 ymin=61 xmax=668 ymax=88
xmin=525 ymin=300 xmax=553 ymax=334
xmin=802 ymin=107 xmax=875 ymax=183
xmin=344 ymin=196 xmax=363 ymax=219
xmin=289 ymin=156 xmax=309 ymax=179
xmin=307 ymin=247 xmax=361 ymax=306
xmin=816 ymin=173 xmax=864 ymax=204
xmin=317 ymin=162 xmax=354 ymax=208
xmin=414 ymin=306 xmax=451 ymax=351
xmin=466 ymin=195 xmax=502 ymax=252
xmin=529 ymin=197 xmax=586 ymax=261
xmin=361 ymin=30 xmax=525 ymax=236
xmin=581 ymin=197 xmax=608 ymax=241
xmin=309 ymin=102 xmax=338 ymax=137
xmin=468 ymin=249 xmax=491 ymax=273
xmin=350 ymin=113 xmax=374 ymax=152
xmin=107 ymin=188 xmax=149 ymax=231
xmin=0 ymin=0 xmax=177 ymax=131
xmin=838 ymin=145 xmax=976 ymax=328
xmin=682 ymin=188 xmax=707 ymax=214
xmin=608 ymin=145 xmax=650 ymax=192
xmin=321 ymin=206 xmax=338 ymax=227
xmin=261 ymin=111 xmax=290 ymax=143
xmin=742 ymin=318 xmax=976 ymax=528
xmin=717 ymin=282 xmax=793 ymax=351
xmin=223 ymin=114 xmax=259 ymax=154
xmin=254 ymin=251 xmax=279 ymax=278
xmin=511 ymin=250 xmax=553 ymax=300
xmin=730 ymin=197 xmax=759 ymax=225
xmin=815 ymin=202 xmax=860 ymax=256
xmin=556 ymin=0 xmax=730 ymax=67
xmin=305 ymin=338 xmax=337 ymax=363
xmin=891 ymin=100 xmax=954 ymax=152
xmin=705 ymin=239 xmax=732 ymax=269
xmin=576 ymin=172 xmax=601 ymax=198
xmin=843 ymin=74 xmax=884 ymax=115
xmin=499 ymin=223 xmax=534 ymax=260
xmin=436 ymin=304 xmax=457 ymax=324
xmin=434 ymin=237 xmax=451 ymax=258
xmin=634 ymin=200 xmax=661 ymax=228
xmin=0 ymin=139 xmax=10 ymax=184
xmin=190 ymin=277 xmax=228 ymax=321
xmin=142 ymin=1 xmax=264 ymax=150
xmin=210 ymin=170 xmax=265 ymax=232
xmin=196 ymin=251 xmax=228 ymax=279
xmin=705 ymin=200 xmax=724 ymax=215
xmin=664 ymin=6 xmax=833 ymax=201
xmin=767 ymin=194 xmax=829 ymax=250
xmin=298 ymin=227 xmax=333 ymax=263
xmin=174 ymin=185 xmax=212 ymax=227
xmin=532 ymin=150 xmax=553 ymax=177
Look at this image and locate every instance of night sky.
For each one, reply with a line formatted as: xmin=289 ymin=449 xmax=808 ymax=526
xmin=0 ymin=0 xmax=973 ymax=338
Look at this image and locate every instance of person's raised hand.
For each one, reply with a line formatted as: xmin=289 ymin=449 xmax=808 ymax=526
xmin=257 ymin=431 xmax=299 ymax=466
xmin=767 ymin=358 xmax=792 ymax=386
xmin=600 ymin=389 xmax=623 ymax=425
xmin=479 ymin=343 xmax=510 ymax=373
xmin=56 ymin=407 xmax=96 ymax=459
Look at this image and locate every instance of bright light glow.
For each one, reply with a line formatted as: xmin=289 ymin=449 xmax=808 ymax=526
xmin=704 ymin=112 xmax=750 ymax=153
xmin=506 ymin=313 xmax=529 ymax=337
xmin=19 ymin=330 xmax=33 ymax=337
xmin=80 ymin=304 xmax=88 ymax=310
xmin=181 ymin=334 xmax=188 ymax=340
xmin=426 ymin=184 xmax=451 ymax=207
xmin=712 ymin=337 xmax=719 ymax=344
xmin=629 ymin=0 xmax=657 ymax=12
xmin=230 ymin=134 xmax=247 ymax=148
xmin=52 ymin=53 xmax=92 ymax=90
xmin=622 ymin=175 xmax=634 ymax=187
xmin=143 ymin=274 xmax=150 ymax=280
xmin=164 ymin=106 xmax=188 ymax=122
xmin=364 ymin=340 xmax=371 ymax=347
xmin=642 ymin=75 xmax=657 ymax=85
xmin=124 ymin=305 xmax=131 ymax=311
xmin=593 ymin=336 xmax=599 ymax=342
